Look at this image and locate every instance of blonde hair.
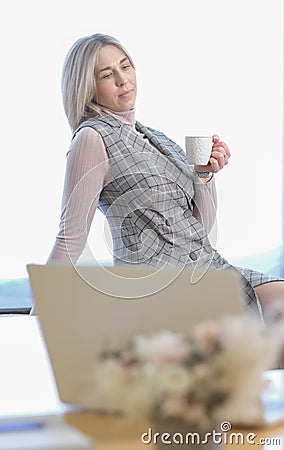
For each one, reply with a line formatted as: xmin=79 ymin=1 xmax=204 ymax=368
xmin=61 ymin=33 xmax=134 ymax=132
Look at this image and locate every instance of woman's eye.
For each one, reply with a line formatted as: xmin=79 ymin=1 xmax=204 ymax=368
xmin=102 ymin=72 xmax=112 ymax=79
xmin=122 ymin=64 xmax=131 ymax=70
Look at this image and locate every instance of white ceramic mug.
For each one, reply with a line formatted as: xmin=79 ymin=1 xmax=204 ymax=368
xmin=185 ymin=136 xmax=212 ymax=165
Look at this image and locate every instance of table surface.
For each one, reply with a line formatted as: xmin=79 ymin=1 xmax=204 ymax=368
xmin=1 ymin=315 xmax=284 ymax=450
xmin=65 ymin=411 xmax=284 ymax=450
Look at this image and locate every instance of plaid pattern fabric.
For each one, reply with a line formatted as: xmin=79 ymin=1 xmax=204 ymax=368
xmin=75 ymin=112 xmax=279 ymax=318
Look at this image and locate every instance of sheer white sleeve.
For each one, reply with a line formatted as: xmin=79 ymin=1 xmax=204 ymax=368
xmin=47 ymin=127 xmax=110 ymax=263
xmin=193 ymin=177 xmax=217 ymax=235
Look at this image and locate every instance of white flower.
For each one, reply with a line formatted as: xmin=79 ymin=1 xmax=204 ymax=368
xmin=157 ymin=366 xmax=192 ymax=395
xmin=134 ymin=330 xmax=188 ymax=367
xmin=82 ymin=315 xmax=282 ymax=428
xmin=191 ymin=321 xmax=221 ymax=354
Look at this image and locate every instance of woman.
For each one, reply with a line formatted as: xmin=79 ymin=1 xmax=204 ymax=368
xmin=48 ymin=33 xmax=284 ymax=317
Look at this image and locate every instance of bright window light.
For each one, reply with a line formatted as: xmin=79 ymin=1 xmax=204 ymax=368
xmin=0 ymin=0 xmax=282 ymax=278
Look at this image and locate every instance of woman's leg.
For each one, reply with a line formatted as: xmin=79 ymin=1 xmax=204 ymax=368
xmin=255 ymin=281 xmax=284 ymax=311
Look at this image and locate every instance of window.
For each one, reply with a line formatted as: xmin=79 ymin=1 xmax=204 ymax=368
xmin=0 ymin=0 xmax=282 ymax=310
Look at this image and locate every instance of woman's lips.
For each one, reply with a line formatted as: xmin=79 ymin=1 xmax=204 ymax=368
xmin=119 ymin=90 xmax=133 ymax=99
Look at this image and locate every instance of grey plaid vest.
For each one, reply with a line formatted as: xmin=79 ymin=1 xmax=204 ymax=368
xmin=75 ymin=111 xmax=265 ymax=316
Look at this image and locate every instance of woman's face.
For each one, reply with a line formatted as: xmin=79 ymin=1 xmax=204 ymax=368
xmin=95 ymin=44 xmax=137 ymax=112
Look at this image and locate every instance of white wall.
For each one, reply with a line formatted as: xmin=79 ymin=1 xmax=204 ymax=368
xmin=1 ymin=0 xmax=282 ymax=278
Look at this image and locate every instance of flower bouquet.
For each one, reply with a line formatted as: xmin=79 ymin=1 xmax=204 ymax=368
xmin=82 ymin=315 xmax=280 ymax=429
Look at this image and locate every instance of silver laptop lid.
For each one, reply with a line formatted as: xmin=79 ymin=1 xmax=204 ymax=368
xmin=27 ymin=264 xmax=243 ymax=405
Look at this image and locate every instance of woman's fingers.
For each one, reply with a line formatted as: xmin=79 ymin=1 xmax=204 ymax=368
xmin=212 ymin=141 xmax=231 ymax=159
xmin=196 ymin=136 xmax=231 ymax=174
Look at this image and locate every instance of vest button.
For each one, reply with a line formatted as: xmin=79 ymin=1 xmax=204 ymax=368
xmin=189 ymin=251 xmax=197 ymax=261
xmin=165 ymin=217 xmax=173 ymax=226
xmin=204 ymin=245 xmax=212 ymax=254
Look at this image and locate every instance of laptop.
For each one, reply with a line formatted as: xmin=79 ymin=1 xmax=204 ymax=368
xmin=27 ymin=264 xmax=243 ymax=407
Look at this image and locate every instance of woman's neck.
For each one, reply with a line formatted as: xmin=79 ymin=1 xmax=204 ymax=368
xmin=102 ymin=108 xmax=135 ymax=126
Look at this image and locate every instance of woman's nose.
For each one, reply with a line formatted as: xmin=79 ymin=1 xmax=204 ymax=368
xmin=115 ymin=72 xmax=127 ymax=86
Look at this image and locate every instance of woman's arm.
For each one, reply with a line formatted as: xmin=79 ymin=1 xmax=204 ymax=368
xmin=192 ymin=176 xmax=217 ymax=234
xmin=192 ymin=135 xmax=230 ymax=234
xmin=47 ymin=127 xmax=110 ymax=264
